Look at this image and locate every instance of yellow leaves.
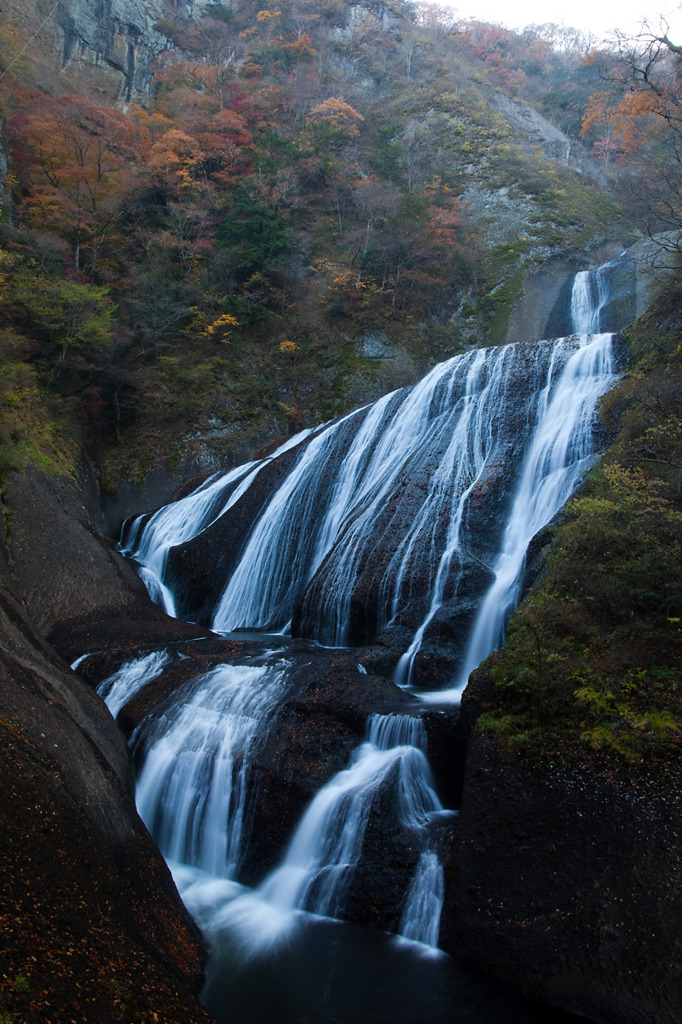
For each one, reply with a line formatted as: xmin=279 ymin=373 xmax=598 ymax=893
xmin=423 ymin=175 xmax=452 ymax=198
xmin=127 ymin=104 xmax=172 ymax=143
xmin=24 ymin=189 xmax=62 ymax=230
xmin=277 ymin=401 xmax=302 ymax=428
xmin=205 ymin=313 xmax=239 ymax=343
xmin=149 ymin=128 xmax=202 ymax=174
xmin=278 ymin=339 xmax=298 ymax=355
xmin=256 ymin=9 xmax=282 ymax=21
xmin=282 ymin=34 xmax=317 ymax=61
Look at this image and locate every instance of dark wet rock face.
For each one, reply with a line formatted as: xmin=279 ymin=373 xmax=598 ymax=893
xmin=0 ymin=459 xmax=462 ymax=949
xmin=0 ymin=494 xmax=211 ymax=1023
xmin=157 ymin=339 xmax=561 ymax=691
xmin=85 ymin=632 xmax=462 ymax=931
xmin=2 ymin=274 xmax=678 ymax=1024
xmin=163 ymin=441 xmax=306 ymax=624
xmin=450 ymin=734 xmax=682 ymax=1024
xmin=5 ymin=466 xmax=163 ymax=638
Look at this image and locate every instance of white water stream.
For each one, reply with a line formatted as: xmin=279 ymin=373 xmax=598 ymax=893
xmin=258 ymin=714 xmax=445 ymax=922
xmin=98 ymin=652 xmax=448 ymax=950
xmin=420 ymin=330 xmax=617 ymax=702
xmin=119 ymin=428 xmax=315 ymax=617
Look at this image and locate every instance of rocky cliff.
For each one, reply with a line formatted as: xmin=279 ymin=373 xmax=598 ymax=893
xmin=0 ymin=469 xmax=214 ymax=1022
xmin=0 ymin=461 xmax=463 ymax=960
xmin=3 ymin=0 xmax=213 ymax=103
xmin=2 ymin=403 xmax=680 ymax=1024
xmin=451 ymin=731 xmax=682 ymax=1024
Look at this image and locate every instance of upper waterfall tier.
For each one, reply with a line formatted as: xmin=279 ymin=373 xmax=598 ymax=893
xmin=543 ymin=250 xmax=638 ymax=340
xmin=121 ymin=328 xmax=618 ymax=695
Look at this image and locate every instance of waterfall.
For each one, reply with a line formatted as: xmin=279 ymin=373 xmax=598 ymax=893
xmin=96 ymin=652 xmax=291 ymax=879
xmin=570 ymin=268 xmax=608 ymax=333
xmin=95 ymin=650 xmax=448 ymax=948
xmin=107 ymin=259 xmax=623 ymax=989
xmin=97 ymin=650 xmax=171 ymax=719
xmin=133 ymin=660 xmax=290 ymax=878
xmin=180 ymin=710 xmax=450 ymax=958
xmin=125 ymin=328 xmax=616 ymax=691
xmin=399 ymin=850 xmax=445 ymax=947
xmin=213 ymin=342 xmax=541 ymax=642
xmin=257 ymin=713 xmax=443 ymax=918
xmin=421 ymin=330 xmax=617 ymax=702
xmin=211 ymin=406 xmax=368 ymax=633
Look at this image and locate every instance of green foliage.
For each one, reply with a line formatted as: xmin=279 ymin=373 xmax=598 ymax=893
xmin=329 ymin=339 xmax=379 ymax=410
xmin=575 ymin=679 xmax=679 ymax=761
xmin=477 ymin=269 xmax=524 ymax=344
xmin=0 ymin=1 xmax=647 ymax=480
xmin=8 ymin=266 xmax=114 ymax=368
xmin=218 ymin=188 xmax=291 ymax=282
xmin=12 ymin=975 xmax=29 ymax=997
xmin=0 ymin=341 xmax=77 ymax=481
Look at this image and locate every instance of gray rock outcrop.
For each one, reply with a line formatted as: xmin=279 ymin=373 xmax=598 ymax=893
xmin=4 ymin=0 xmax=214 ymax=103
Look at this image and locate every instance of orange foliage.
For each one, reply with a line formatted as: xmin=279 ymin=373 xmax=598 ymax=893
xmin=14 ymin=93 xmax=144 ymax=269
xmin=308 ymin=97 xmax=365 ymax=133
xmin=581 ymin=89 xmax=662 ymax=160
xmin=149 ymin=129 xmax=204 ymax=190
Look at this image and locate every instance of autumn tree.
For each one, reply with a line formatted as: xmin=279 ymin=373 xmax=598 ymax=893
xmin=11 ymin=94 xmax=143 ymax=275
xmin=581 ymin=24 xmax=682 ymax=250
xmin=305 ymin=98 xmax=364 ymax=151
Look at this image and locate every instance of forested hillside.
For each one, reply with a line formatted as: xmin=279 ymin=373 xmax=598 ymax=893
xmin=1 ymin=0 xmax=659 ymax=489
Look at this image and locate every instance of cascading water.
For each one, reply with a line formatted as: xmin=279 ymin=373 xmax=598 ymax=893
xmin=257 ymin=713 xmax=445 ymax=921
xmin=98 ymin=652 xmax=292 ymax=879
xmin=133 ymin=660 xmax=290 ymax=878
xmin=118 ymin=429 xmax=315 ymax=616
xmin=570 ymin=268 xmax=609 ymax=333
xmin=124 ymin=331 xmax=617 ymax=687
xmin=97 ymin=261 xmax=626 ymax=1022
xmin=399 ymin=850 xmax=445 ymax=948
xmin=97 ymin=650 xmax=171 ymax=718
xmin=213 ymin=340 xmax=581 ymax=644
xmin=423 ymin=331 xmax=617 ymax=702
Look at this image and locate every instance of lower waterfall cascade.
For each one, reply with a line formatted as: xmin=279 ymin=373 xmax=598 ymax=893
xmin=88 ymin=263 xmax=626 ymax=1023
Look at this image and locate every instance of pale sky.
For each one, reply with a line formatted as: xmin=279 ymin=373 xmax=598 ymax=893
xmin=444 ymin=0 xmax=682 ymax=42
